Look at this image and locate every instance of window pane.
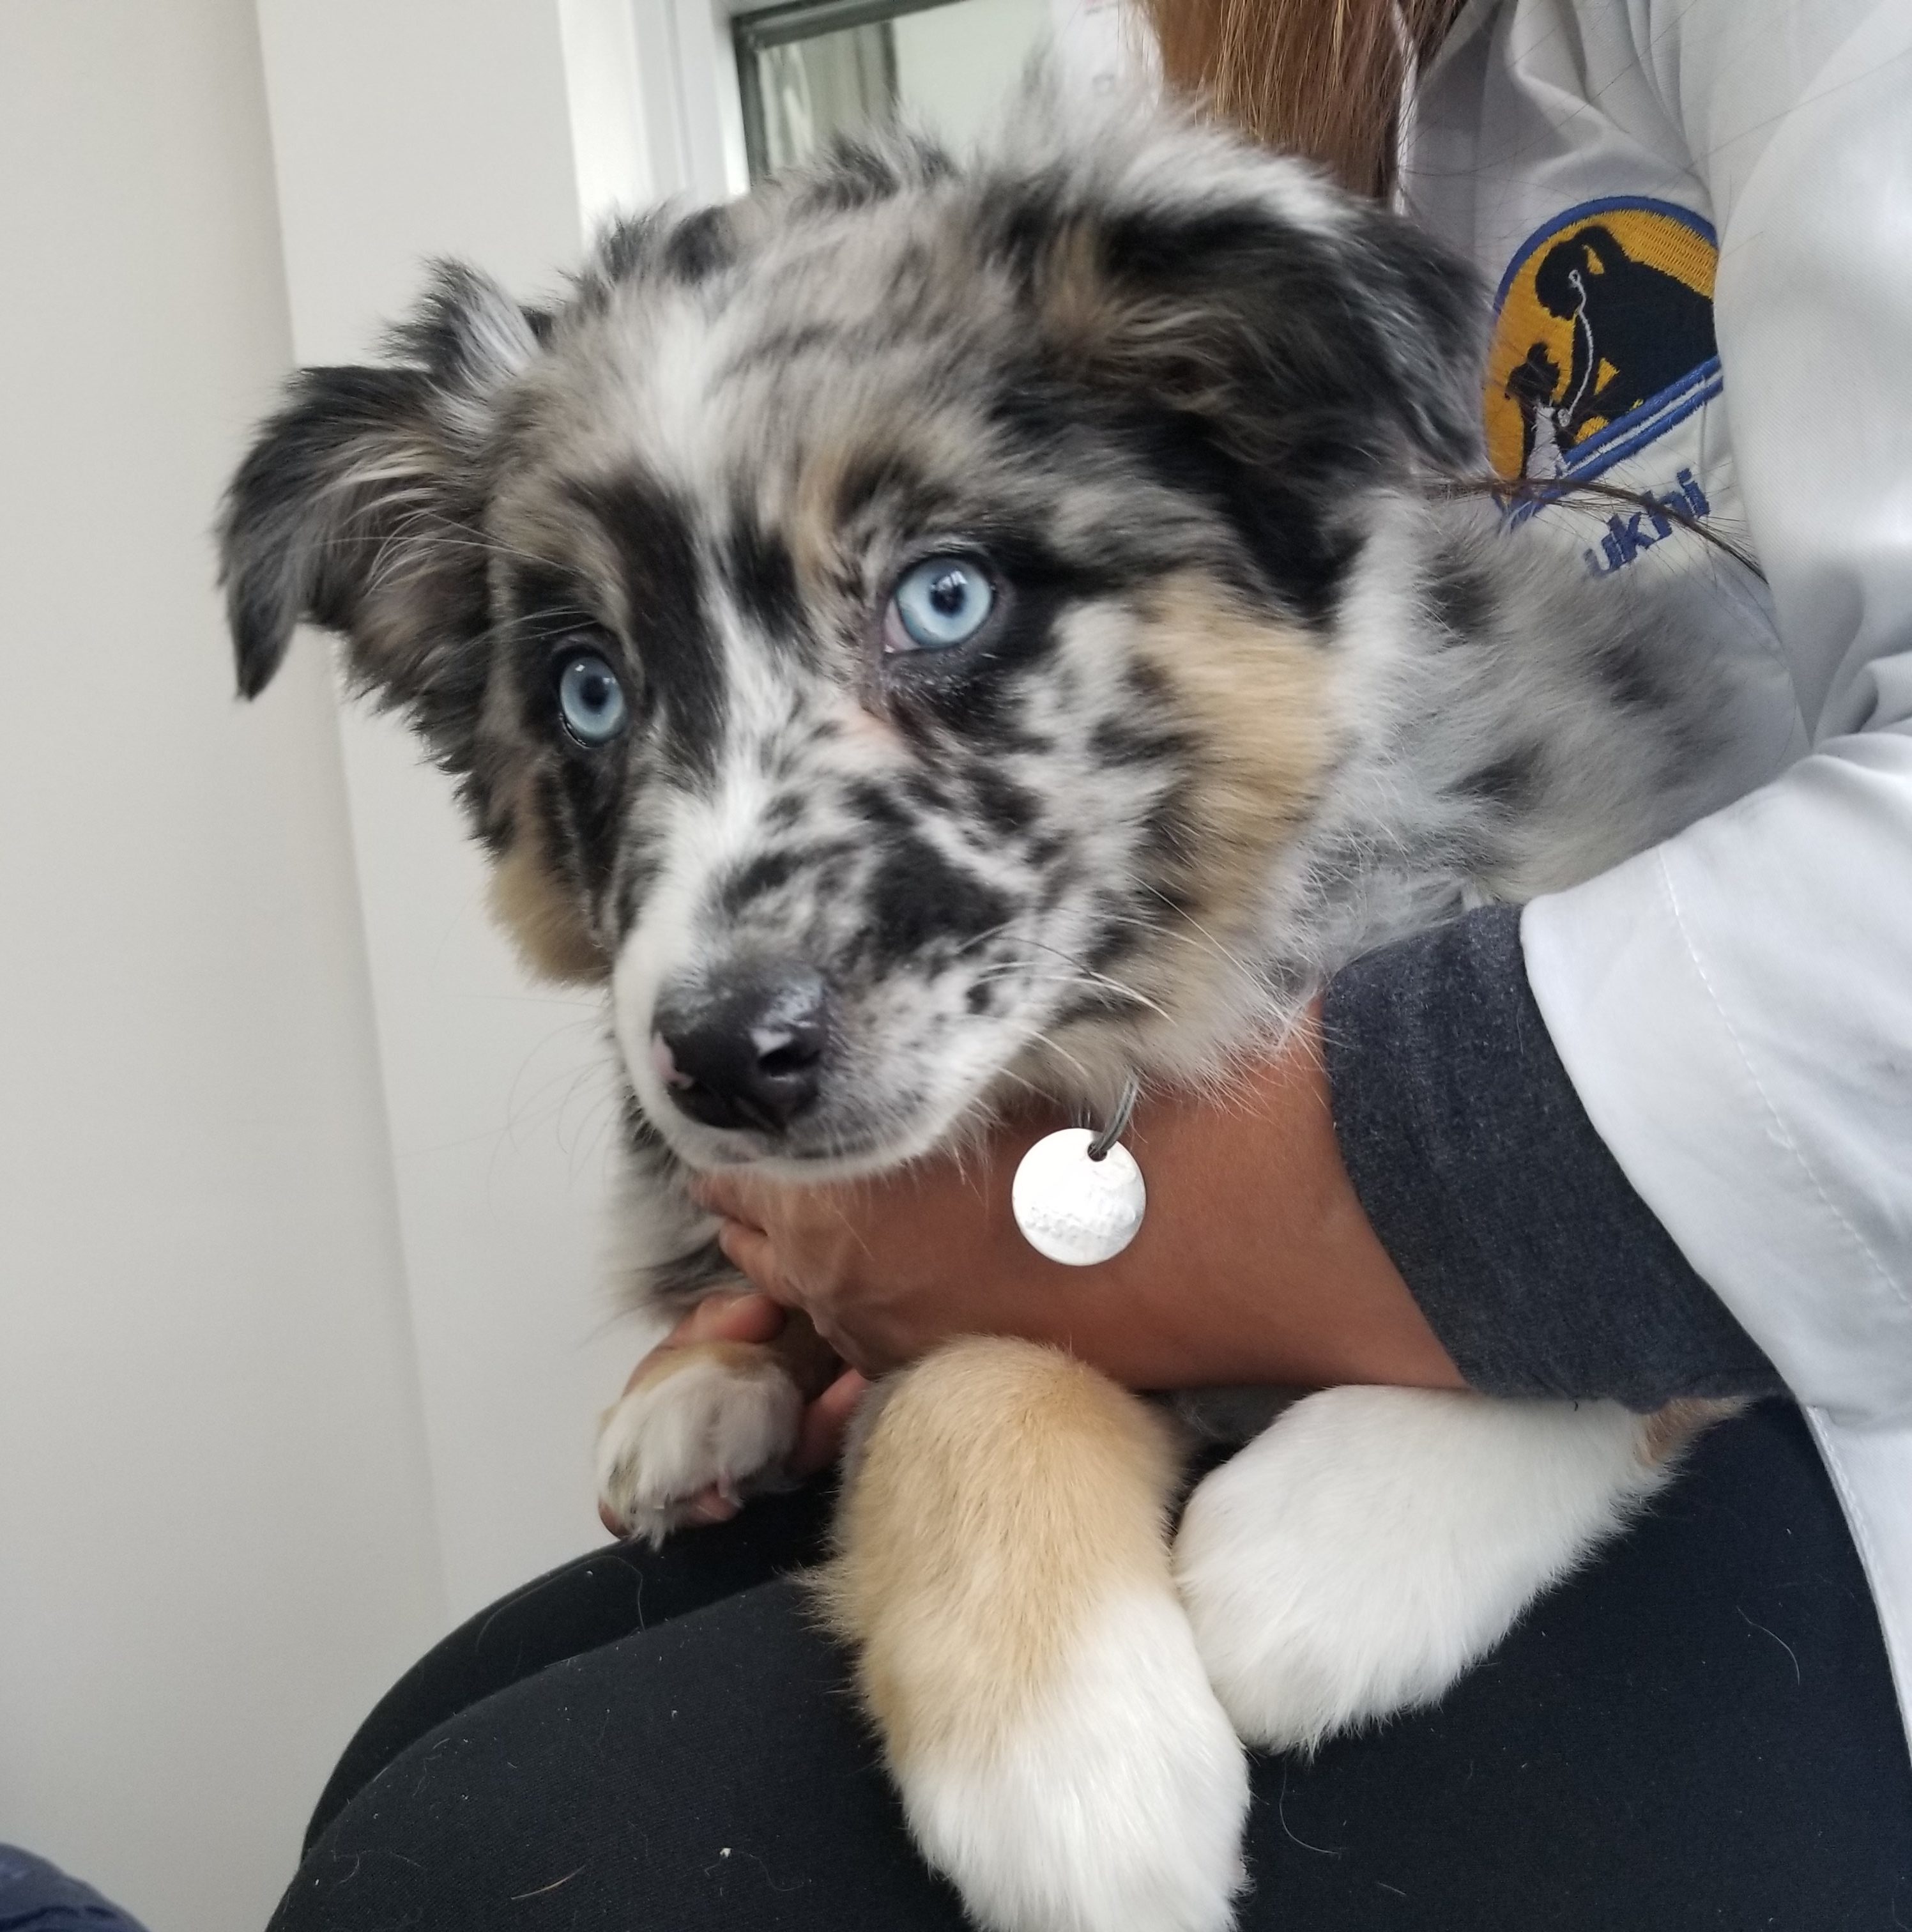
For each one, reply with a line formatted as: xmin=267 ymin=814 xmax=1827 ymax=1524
xmin=737 ymin=0 xmax=1052 ymax=181
xmin=751 ymin=24 xmax=898 ymax=178
xmin=890 ymin=0 xmax=1051 ymax=151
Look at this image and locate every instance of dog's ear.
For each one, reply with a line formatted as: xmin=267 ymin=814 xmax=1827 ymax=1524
xmin=1022 ymin=139 xmax=1487 ymax=481
xmin=218 ymin=263 xmax=538 ymax=747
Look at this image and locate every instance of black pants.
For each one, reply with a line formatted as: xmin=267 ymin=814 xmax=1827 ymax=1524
xmin=273 ymin=1404 xmax=1911 ymax=1931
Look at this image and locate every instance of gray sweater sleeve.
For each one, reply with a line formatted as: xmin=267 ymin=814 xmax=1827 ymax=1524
xmin=1323 ymin=906 xmax=1783 ymax=1411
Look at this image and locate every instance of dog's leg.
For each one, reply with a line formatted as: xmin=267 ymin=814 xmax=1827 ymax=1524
xmin=818 ymin=1337 xmax=1248 ymax=1932
xmin=1175 ymin=1387 xmax=1739 ymax=1752
xmin=597 ymin=1308 xmax=838 ymax=1544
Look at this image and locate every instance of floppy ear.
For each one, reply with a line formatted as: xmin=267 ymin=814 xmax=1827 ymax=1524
xmin=1027 ymin=144 xmax=1487 ymax=482
xmin=217 ymin=263 xmax=537 ymax=757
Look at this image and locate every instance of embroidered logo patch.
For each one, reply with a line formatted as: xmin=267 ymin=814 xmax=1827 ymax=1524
xmin=1486 ymin=198 xmax=1719 ymax=488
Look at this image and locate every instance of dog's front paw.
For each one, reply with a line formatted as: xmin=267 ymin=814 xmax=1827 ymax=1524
xmin=899 ymin=1589 xmax=1248 ymax=1932
xmin=1175 ymin=1387 xmax=1659 ymax=1753
xmin=596 ymin=1340 xmax=803 ymax=1545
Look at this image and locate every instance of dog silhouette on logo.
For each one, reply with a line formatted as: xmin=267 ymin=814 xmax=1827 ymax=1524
xmin=1529 ymin=224 xmax=1717 ymax=451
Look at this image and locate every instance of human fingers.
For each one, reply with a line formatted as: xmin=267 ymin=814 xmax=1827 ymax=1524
xmin=675 ymin=1289 xmax=786 ymax=1344
xmin=792 ymin=1367 xmax=871 ymax=1476
xmin=690 ymin=1169 xmax=772 ymax=1229
xmin=682 ymin=1484 xmax=742 ymax=1526
xmin=715 ymin=1219 xmax=797 ymax=1305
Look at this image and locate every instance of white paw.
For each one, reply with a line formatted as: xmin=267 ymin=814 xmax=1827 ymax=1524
xmin=596 ymin=1344 xmax=803 ymax=1545
xmin=1175 ymin=1388 xmax=1660 ymax=1753
xmin=900 ymin=1590 xmax=1248 ymax=1932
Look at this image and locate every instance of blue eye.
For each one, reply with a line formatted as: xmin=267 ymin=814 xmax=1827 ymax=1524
xmin=886 ymin=555 xmax=995 ymax=652
xmin=556 ymin=650 xmax=629 ymax=746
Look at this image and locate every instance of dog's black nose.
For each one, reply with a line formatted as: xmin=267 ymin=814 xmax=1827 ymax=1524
xmin=652 ymin=963 xmax=832 ymax=1135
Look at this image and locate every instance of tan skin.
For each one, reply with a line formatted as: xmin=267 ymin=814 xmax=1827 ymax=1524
xmin=613 ymin=1001 xmax=1464 ymax=1531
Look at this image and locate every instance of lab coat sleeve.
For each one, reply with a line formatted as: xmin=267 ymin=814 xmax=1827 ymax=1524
xmin=1521 ymin=0 xmax=1912 ymax=1427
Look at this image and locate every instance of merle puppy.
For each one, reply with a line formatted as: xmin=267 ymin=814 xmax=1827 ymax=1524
xmin=222 ymin=97 xmax=1735 ymax=1932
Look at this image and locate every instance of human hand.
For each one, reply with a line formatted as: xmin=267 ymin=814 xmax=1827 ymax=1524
xmin=690 ymin=1002 xmax=1464 ymax=1395
xmin=600 ymin=1291 xmax=868 ymax=1535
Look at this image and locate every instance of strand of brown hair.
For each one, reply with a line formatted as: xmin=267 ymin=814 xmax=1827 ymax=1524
xmin=1441 ymin=475 xmax=1764 ymax=578
xmin=1142 ymin=0 xmax=1465 ymax=199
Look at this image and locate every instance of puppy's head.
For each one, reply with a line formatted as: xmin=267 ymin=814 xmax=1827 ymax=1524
xmin=221 ymin=105 xmax=1482 ymax=1172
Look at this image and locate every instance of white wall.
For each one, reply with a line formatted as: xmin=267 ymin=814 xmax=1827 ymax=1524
xmin=0 ymin=3 xmax=443 ymax=1928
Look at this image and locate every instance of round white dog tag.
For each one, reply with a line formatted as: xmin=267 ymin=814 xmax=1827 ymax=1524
xmin=1011 ymin=1128 xmax=1146 ymax=1266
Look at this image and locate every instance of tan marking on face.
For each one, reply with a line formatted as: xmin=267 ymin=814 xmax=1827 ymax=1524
xmin=489 ymin=474 xmax=638 ymax=647
xmin=781 ymin=366 xmax=1004 ymax=621
xmin=813 ymin=1336 xmax=1183 ymax=1770
xmin=1130 ymin=569 xmax=1338 ymax=962
xmin=1638 ymin=1395 xmax=1743 ymax=1467
xmin=789 ymin=433 xmax=857 ymax=606
xmin=1030 ymin=218 xmax=1106 ymax=353
xmin=487 ymin=808 xmax=608 ymax=985
xmin=1034 ymin=224 xmax=1234 ymax=417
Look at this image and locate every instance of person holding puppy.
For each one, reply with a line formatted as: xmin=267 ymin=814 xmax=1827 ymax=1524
xmin=275 ymin=2 xmax=1912 ymax=1927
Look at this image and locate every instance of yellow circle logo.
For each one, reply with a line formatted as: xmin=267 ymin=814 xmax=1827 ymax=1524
xmin=1486 ymin=199 xmax=1719 ymax=485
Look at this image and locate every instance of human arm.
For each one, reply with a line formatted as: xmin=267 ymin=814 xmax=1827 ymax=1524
xmin=694 ymin=919 xmax=1782 ymax=1418
xmin=1516 ymin=0 xmax=1912 ymax=1426
xmin=692 ymin=1000 xmax=1465 ymax=1391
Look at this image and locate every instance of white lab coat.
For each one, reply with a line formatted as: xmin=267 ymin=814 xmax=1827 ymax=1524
xmin=1406 ymin=0 xmax=1912 ymax=1749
